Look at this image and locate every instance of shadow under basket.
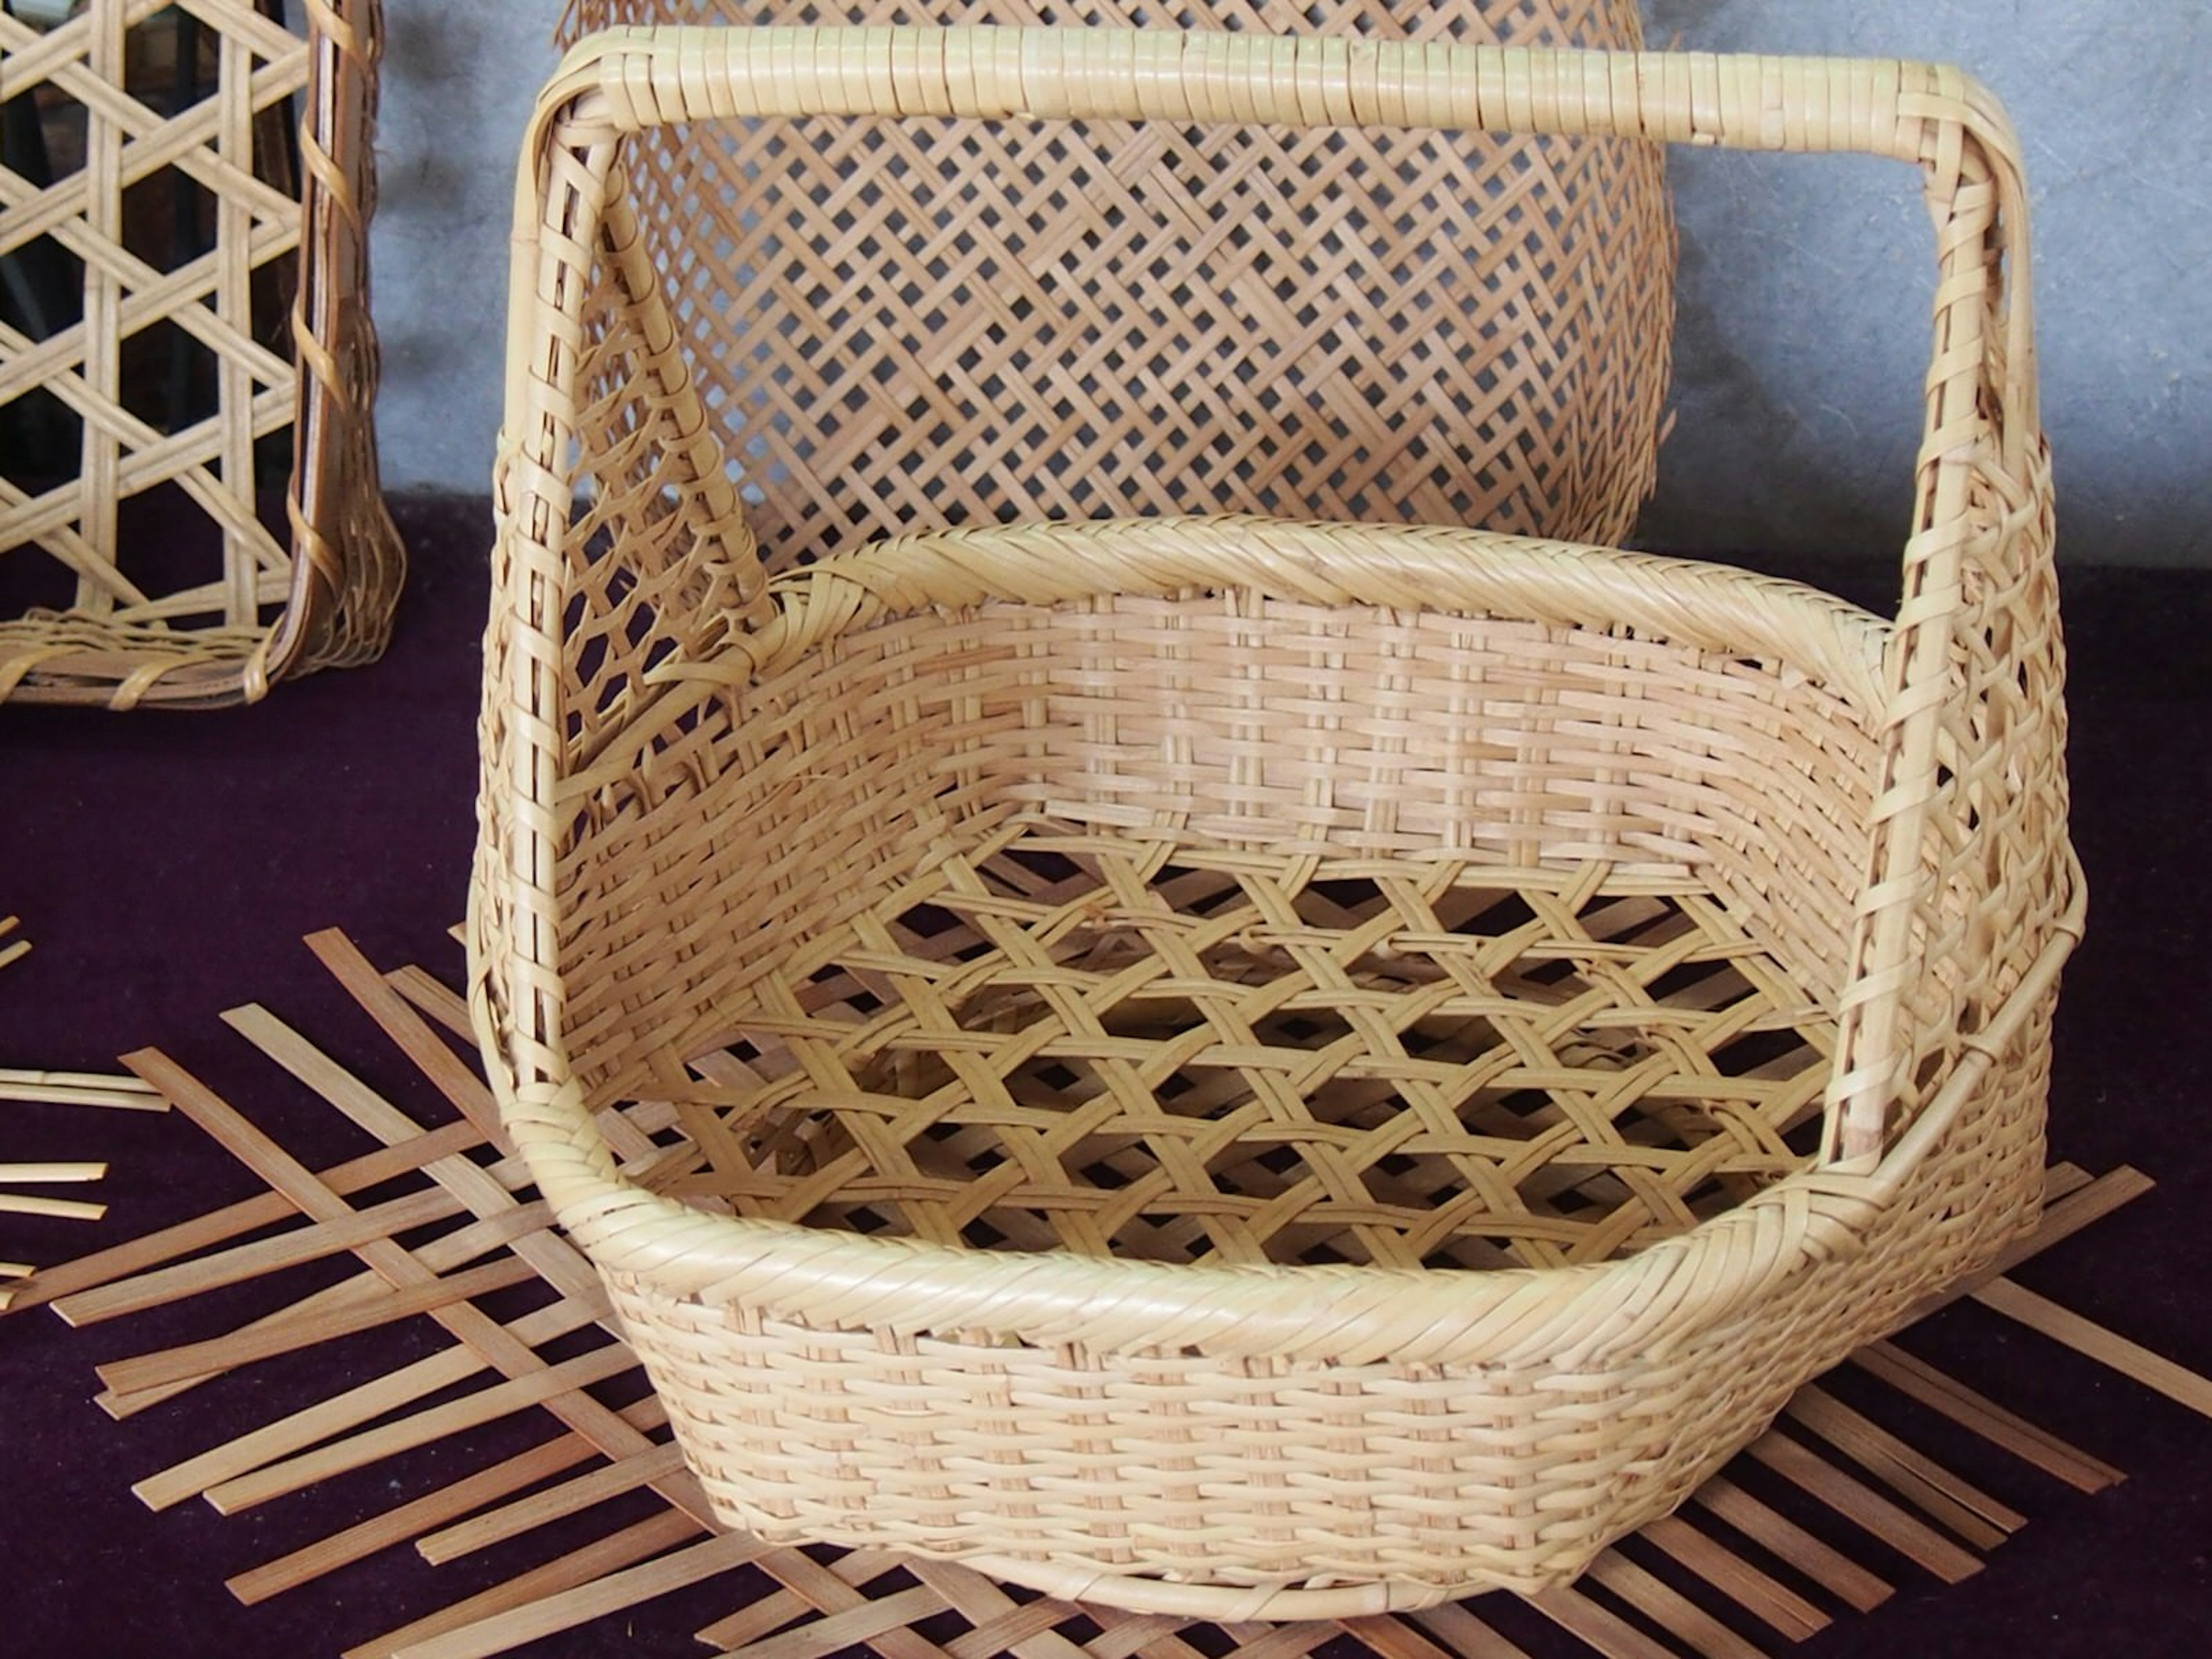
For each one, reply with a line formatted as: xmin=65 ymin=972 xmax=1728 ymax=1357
xmin=476 ymin=29 xmax=2082 ymax=1622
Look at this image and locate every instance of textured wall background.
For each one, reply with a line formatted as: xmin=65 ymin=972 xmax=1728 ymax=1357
xmin=369 ymin=1 xmax=2212 ymax=567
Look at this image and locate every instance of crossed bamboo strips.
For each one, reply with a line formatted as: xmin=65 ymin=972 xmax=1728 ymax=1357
xmin=665 ymin=826 xmax=1838 ymax=1274
xmin=10 ymin=927 xmax=2209 ymax=1658
xmin=556 ymin=0 xmax=1673 ymax=575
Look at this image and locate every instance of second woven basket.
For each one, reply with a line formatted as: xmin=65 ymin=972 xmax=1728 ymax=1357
xmin=475 ymin=27 xmax=2081 ymax=1620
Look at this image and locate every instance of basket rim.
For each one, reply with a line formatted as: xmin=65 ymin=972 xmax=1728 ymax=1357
xmin=475 ymin=518 xmax=2084 ymax=1369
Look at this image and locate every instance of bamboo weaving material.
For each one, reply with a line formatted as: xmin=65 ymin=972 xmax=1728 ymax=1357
xmin=0 ymin=0 xmax=400 ymax=709
xmin=475 ymin=29 xmax=2080 ymax=1617
xmin=0 ymin=915 xmax=163 ymax=1305
xmin=555 ymin=0 xmax=1675 ymax=564
xmin=17 ymin=929 xmax=2199 ymax=1659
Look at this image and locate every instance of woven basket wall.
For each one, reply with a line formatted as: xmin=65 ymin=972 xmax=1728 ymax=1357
xmin=555 ymin=0 xmax=1674 ymax=569
xmin=0 ymin=0 xmax=399 ymax=709
xmin=478 ymin=26 xmax=2077 ymax=1620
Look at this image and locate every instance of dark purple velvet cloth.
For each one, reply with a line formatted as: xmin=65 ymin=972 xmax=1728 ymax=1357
xmin=1 ymin=500 xmax=2206 ymax=1656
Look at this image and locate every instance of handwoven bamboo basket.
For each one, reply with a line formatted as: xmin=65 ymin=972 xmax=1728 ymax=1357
xmin=555 ymin=0 xmax=1675 ymax=560
xmin=0 ymin=0 xmax=399 ymax=709
xmin=474 ymin=27 xmax=2084 ymax=1620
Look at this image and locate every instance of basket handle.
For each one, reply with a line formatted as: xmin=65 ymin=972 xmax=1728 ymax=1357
xmin=491 ymin=27 xmax=2055 ymax=1167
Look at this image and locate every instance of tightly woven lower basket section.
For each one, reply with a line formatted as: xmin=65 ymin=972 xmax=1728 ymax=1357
xmin=498 ymin=520 xmax=2065 ymax=1618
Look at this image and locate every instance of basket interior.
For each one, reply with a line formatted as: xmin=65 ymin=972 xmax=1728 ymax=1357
xmin=647 ymin=821 xmax=1836 ymax=1271
xmin=555 ymin=558 xmax=1885 ymax=1273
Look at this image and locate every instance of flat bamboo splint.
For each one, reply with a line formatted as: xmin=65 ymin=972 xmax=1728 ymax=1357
xmin=18 ymin=929 xmax=2207 ymax=1659
xmin=0 ymin=0 xmax=401 ymax=708
xmin=0 ymin=915 xmax=164 ymax=1306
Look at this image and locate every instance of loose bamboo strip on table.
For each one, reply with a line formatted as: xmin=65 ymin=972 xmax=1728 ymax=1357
xmin=0 ymin=1070 xmax=168 ymax=1111
xmin=1846 ymin=1340 xmax=2126 ymax=1493
xmin=24 ymin=928 xmax=2211 ymax=1659
xmin=229 ymin=1393 xmax=672 ymax=1606
xmin=1973 ymin=1277 xmax=2212 ymax=1420
xmin=0 ymin=919 xmax=123 ymax=1304
xmin=1682 ymin=1477 xmax=1892 ymax=1616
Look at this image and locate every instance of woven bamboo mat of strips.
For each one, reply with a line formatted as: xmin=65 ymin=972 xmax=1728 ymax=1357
xmin=10 ymin=927 xmax=2211 ymax=1659
xmin=0 ymin=915 xmax=166 ymax=1303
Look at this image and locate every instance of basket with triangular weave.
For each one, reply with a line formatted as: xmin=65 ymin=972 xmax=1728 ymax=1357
xmin=474 ymin=25 xmax=2080 ymax=1623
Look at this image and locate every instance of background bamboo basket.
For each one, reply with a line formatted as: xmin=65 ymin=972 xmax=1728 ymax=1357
xmin=556 ymin=0 xmax=1675 ymax=563
xmin=0 ymin=0 xmax=399 ymax=710
xmin=475 ymin=26 xmax=2081 ymax=1622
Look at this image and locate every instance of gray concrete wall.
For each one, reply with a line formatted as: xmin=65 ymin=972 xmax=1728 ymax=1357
xmin=369 ymin=1 xmax=2212 ymax=567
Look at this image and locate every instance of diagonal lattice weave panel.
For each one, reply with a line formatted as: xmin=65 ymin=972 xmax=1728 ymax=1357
xmin=663 ymin=824 xmax=1835 ymax=1272
xmin=559 ymin=0 xmax=1675 ymax=574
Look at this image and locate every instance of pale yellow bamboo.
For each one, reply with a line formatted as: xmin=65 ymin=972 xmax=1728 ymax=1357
xmin=0 ymin=0 xmax=402 ymax=708
xmin=474 ymin=21 xmax=2074 ymax=1614
xmin=0 ymin=1071 xmax=167 ymax=1112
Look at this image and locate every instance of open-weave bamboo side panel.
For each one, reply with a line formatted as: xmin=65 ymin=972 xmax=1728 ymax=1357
xmin=555 ymin=0 xmax=1673 ymax=573
xmin=0 ymin=0 xmax=400 ymax=708
xmin=18 ymin=929 xmax=2212 ymax=1659
xmin=0 ymin=915 xmax=166 ymax=1304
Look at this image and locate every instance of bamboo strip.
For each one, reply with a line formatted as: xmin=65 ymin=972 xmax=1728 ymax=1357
xmin=700 ymin=1546 xmax=1052 ymax=1658
xmin=1525 ymin=1585 xmax=1679 ymax=1659
xmin=222 ymin=1005 xmax=605 ymax=1308
xmin=1686 ymin=1477 xmax=1892 ymax=1613
xmin=228 ymin=1396 xmax=670 ymax=1605
xmin=0 ymin=1070 xmax=166 ymax=1111
xmin=1782 ymin=1385 xmax=2026 ymax=1547
xmin=305 ymin=931 xmax=508 ymax=1142
xmin=904 ymin=1556 xmax=1232 ymax=1659
xmin=1406 ymin=1602 xmax=1539 ymax=1659
xmin=1634 ymin=1516 xmax=1827 ymax=1642
xmin=1849 ymin=1340 xmax=2123 ymax=1493
xmin=386 ymin=965 xmax=476 ymax=1038
xmin=124 ymin=1044 xmax=709 ymax=1524
xmin=343 ymin=1510 xmax=708 ymax=1659
xmin=1741 ymin=1432 xmax=1983 ymax=1585
xmin=58 ymin=1182 xmax=475 ymax=1327
xmin=97 ymin=1205 xmax=562 ymax=1420
xmin=693 ymin=1556 xmax=966 ymax=1659
xmin=130 ymin=1291 xmax=605 ymax=1509
xmin=415 ymin=1440 xmax=688 ymax=1564
xmin=9 ymin=1116 xmax=488 ymax=1315
xmin=1974 ymin=1277 xmax=2212 ymax=1420
xmin=390 ymin=1531 xmax=769 ymax=1659
xmin=204 ymin=1341 xmax=638 ymax=1516
xmin=97 ymin=1254 xmax=541 ymax=1396
xmin=1907 ymin=1168 xmax=2157 ymax=1320
xmin=0 ymin=1192 xmax=106 ymax=1220
xmin=709 ymin=1586 xmax=954 ymax=1659
xmin=1584 ymin=1552 xmax=1766 ymax=1659
xmin=0 ymin=1162 xmax=105 ymax=1183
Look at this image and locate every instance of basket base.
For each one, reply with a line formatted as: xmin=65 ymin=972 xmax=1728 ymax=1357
xmin=653 ymin=823 xmax=1838 ymax=1277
